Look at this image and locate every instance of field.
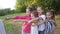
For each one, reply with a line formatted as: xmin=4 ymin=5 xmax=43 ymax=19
xmin=0 ymin=13 xmax=60 ymax=34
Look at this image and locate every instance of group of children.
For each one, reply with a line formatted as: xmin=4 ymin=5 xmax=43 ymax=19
xmin=6 ymin=5 xmax=56 ymax=34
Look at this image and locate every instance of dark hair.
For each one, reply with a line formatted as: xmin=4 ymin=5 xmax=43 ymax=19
xmin=37 ymin=5 xmax=44 ymax=10
xmin=31 ymin=11 xmax=38 ymax=17
xmin=27 ymin=4 xmax=36 ymax=13
xmin=46 ymin=10 xmax=56 ymax=27
xmin=46 ymin=10 xmax=55 ymax=20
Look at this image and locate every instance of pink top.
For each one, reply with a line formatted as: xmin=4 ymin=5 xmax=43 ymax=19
xmin=13 ymin=14 xmax=32 ymax=33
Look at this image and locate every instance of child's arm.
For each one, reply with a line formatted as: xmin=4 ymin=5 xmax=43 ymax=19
xmin=5 ymin=17 xmax=14 ymax=20
xmin=5 ymin=15 xmax=27 ymax=20
xmin=37 ymin=20 xmax=46 ymax=25
xmin=28 ymin=17 xmax=42 ymax=23
xmin=5 ymin=17 xmax=29 ymax=22
xmin=5 ymin=16 xmax=29 ymax=22
xmin=13 ymin=19 xmax=29 ymax=22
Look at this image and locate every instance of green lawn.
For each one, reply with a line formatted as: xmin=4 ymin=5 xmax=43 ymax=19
xmin=0 ymin=13 xmax=25 ymax=34
xmin=0 ymin=13 xmax=60 ymax=34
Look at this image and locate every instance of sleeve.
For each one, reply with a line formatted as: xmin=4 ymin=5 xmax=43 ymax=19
xmin=0 ymin=20 xmax=6 ymax=34
xmin=39 ymin=15 xmax=46 ymax=20
xmin=13 ymin=16 xmax=27 ymax=19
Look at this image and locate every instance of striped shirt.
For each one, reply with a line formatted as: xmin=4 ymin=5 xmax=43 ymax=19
xmin=45 ymin=20 xmax=54 ymax=34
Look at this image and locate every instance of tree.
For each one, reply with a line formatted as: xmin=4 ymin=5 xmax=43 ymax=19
xmin=15 ymin=0 xmax=60 ymax=14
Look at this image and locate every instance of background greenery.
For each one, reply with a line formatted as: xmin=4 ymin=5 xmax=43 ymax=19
xmin=15 ymin=0 xmax=60 ymax=14
xmin=0 ymin=0 xmax=60 ymax=16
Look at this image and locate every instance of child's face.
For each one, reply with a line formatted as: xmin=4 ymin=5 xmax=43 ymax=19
xmin=26 ymin=9 xmax=31 ymax=14
xmin=37 ymin=7 xmax=43 ymax=14
xmin=31 ymin=13 xmax=35 ymax=19
xmin=46 ymin=12 xmax=52 ymax=19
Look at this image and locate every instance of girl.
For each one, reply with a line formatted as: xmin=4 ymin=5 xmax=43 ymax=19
xmin=30 ymin=11 xmax=39 ymax=34
xmin=0 ymin=20 xmax=6 ymax=34
xmin=45 ymin=10 xmax=56 ymax=34
xmin=37 ymin=6 xmax=46 ymax=34
xmin=6 ymin=4 xmax=36 ymax=34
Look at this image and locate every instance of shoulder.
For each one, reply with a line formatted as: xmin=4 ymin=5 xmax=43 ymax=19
xmin=50 ymin=20 xmax=55 ymax=22
xmin=39 ymin=15 xmax=46 ymax=20
xmin=41 ymin=14 xmax=46 ymax=17
xmin=49 ymin=20 xmax=55 ymax=25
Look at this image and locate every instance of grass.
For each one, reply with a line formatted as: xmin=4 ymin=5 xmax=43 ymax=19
xmin=0 ymin=13 xmax=60 ymax=34
xmin=0 ymin=13 xmax=25 ymax=34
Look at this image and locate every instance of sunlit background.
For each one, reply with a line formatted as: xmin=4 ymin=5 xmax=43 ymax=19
xmin=0 ymin=0 xmax=16 ymax=9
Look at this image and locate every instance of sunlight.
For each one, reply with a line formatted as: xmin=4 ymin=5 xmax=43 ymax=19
xmin=0 ymin=0 xmax=16 ymax=9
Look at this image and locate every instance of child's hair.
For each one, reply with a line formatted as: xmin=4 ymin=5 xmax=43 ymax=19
xmin=37 ymin=5 xmax=44 ymax=10
xmin=31 ymin=11 xmax=38 ymax=17
xmin=37 ymin=5 xmax=44 ymax=14
xmin=27 ymin=4 xmax=36 ymax=13
xmin=46 ymin=10 xmax=55 ymax=20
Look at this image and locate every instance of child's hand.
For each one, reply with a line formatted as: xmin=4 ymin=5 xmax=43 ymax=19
xmin=13 ymin=20 xmax=18 ymax=22
xmin=32 ymin=24 xmax=36 ymax=27
xmin=5 ymin=17 xmax=10 ymax=20
xmin=28 ymin=21 xmax=31 ymax=23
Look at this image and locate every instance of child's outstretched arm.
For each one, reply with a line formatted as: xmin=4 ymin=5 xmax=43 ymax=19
xmin=5 ymin=15 xmax=27 ymax=20
xmin=37 ymin=20 xmax=46 ymax=25
xmin=13 ymin=19 xmax=29 ymax=22
xmin=28 ymin=17 xmax=41 ymax=23
xmin=5 ymin=17 xmax=14 ymax=20
xmin=5 ymin=15 xmax=31 ymax=22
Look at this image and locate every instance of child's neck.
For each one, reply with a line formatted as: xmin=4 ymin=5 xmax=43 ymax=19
xmin=38 ymin=13 xmax=42 ymax=16
xmin=47 ymin=18 xmax=52 ymax=20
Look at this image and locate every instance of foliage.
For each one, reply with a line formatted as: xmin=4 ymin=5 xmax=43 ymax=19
xmin=15 ymin=0 xmax=60 ymax=14
xmin=0 ymin=8 xmax=15 ymax=16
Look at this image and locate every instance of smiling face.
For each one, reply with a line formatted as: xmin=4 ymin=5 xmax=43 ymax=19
xmin=31 ymin=13 xmax=35 ymax=18
xmin=31 ymin=11 xmax=38 ymax=19
xmin=26 ymin=8 xmax=31 ymax=15
xmin=46 ymin=12 xmax=53 ymax=19
xmin=37 ymin=7 xmax=43 ymax=14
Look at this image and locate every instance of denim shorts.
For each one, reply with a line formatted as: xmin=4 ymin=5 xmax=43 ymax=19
xmin=22 ymin=31 xmax=30 ymax=34
xmin=38 ymin=30 xmax=45 ymax=34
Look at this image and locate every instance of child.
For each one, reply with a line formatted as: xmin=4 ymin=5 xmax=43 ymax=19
xmin=0 ymin=20 xmax=6 ymax=34
xmin=30 ymin=11 xmax=39 ymax=34
xmin=6 ymin=4 xmax=36 ymax=34
xmin=45 ymin=10 xmax=56 ymax=34
xmin=37 ymin=6 xmax=46 ymax=34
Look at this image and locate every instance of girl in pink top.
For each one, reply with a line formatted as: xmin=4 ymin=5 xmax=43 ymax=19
xmin=6 ymin=5 xmax=36 ymax=34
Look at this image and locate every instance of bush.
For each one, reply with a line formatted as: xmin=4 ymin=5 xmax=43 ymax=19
xmin=0 ymin=8 xmax=15 ymax=16
xmin=0 ymin=10 xmax=6 ymax=16
xmin=15 ymin=0 xmax=60 ymax=14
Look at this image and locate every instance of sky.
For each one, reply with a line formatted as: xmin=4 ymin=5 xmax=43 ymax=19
xmin=0 ymin=0 xmax=16 ymax=9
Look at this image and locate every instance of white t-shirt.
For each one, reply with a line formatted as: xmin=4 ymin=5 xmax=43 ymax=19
xmin=38 ymin=15 xmax=46 ymax=31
